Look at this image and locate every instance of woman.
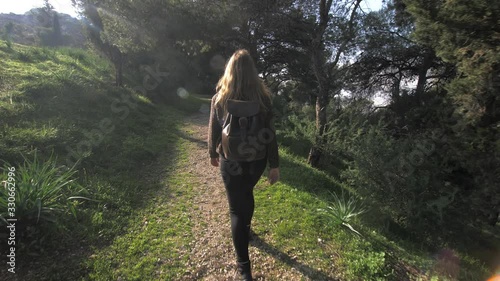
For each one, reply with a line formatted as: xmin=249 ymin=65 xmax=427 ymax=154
xmin=208 ymin=49 xmax=280 ymax=280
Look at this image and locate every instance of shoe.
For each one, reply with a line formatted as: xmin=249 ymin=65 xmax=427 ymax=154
xmin=236 ymin=261 xmax=252 ymax=281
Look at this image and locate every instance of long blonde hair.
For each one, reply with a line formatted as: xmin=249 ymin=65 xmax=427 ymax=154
xmin=215 ymin=49 xmax=271 ymax=114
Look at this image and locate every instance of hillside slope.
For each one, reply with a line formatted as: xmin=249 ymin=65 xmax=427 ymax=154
xmin=0 ymin=42 xmax=201 ymax=279
xmin=0 ymin=9 xmax=86 ymax=47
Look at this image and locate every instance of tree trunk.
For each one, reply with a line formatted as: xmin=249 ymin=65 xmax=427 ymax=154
xmin=306 ymin=0 xmax=333 ymax=167
xmin=308 ymin=92 xmax=328 ymax=166
xmin=306 ymin=0 xmax=361 ymax=167
xmin=111 ymin=46 xmax=123 ymax=87
xmin=392 ymin=74 xmax=401 ymax=102
xmin=307 ymin=48 xmax=329 ymax=167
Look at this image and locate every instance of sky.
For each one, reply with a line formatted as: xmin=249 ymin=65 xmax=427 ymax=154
xmin=0 ymin=0 xmax=80 ymax=17
xmin=0 ymin=0 xmax=384 ymax=18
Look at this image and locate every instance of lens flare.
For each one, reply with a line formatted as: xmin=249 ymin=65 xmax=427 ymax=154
xmin=177 ymin=88 xmax=189 ymax=99
xmin=210 ymin=54 xmax=226 ymax=71
xmin=487 ymin=275 xmax=500 ymax=281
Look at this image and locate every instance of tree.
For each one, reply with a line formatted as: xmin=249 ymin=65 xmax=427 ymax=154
xmin=261 ymin=0 xmax=363 ymax=166
xmin=4 ymin=22 xmax=14 ymax=35
xmin=51 ymin=13 xmax=63 ymax=46
xmin=2 ymin=22 xmax=14 ymax=48
xmin=34 ymin=0 xmax=55 ymax=28
xmin=346 ymin=4 xmax=454 ymax=128
xmin=73 ymin=0 xmax=125 ymax=86
xmin=305 ymin=0 xmax=361 ymax=166
xmin=31 ymin=1 xmax=64 ymax=47
xmin=404 ymin=0 xmax=500 ymax=126
xmin=78 ymin=0 xmax=281 ymax=95
xmin=401 ymin=0 xmax=500 ymax=225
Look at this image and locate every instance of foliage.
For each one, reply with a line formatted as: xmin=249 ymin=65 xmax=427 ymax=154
xmin=280 ymin=95 xmax=494 ymax=236
xmin=405 ymin=0 xmax=500 ymax=125
xmin=317 ymin=190 xmax=366 ymax=236
xmin=2 ymin=22 xmax=14 ymax=49
xmin=1 ymin=0 xmax=498 ymax=279
xmin=279 ymin=103 xmax=491 ymax=280
xmin=0 ymin=153 xmax=86 ymax=231
xmin=0 ymin=42 xmax=206 ymax=279
xmin=341 ymin=239 xmax=388 ymax=281
xmin=399 ymin=0 xmax=500 ymax=227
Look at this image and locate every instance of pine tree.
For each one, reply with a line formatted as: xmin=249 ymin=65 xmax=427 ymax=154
xmin=2 ymin=22 xmax=14 ymax=48
xmin=51 ymin=13 xmax=63 ymax=46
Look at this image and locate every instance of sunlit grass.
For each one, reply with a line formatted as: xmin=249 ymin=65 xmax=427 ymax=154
xmin=0 ymin=43 xmax=197 ymax=280
xmin=86 ymin=140 xmax=194 ymax=281
xmin=0 ymin=153 xmax=88 ymax=236
xmin=0 ymin=41 xmax=491 ymax=281
xmin=252 ymin=148 xmax=489 ymax=280
xmin=252 ymin=148 xmax=391 ymax=280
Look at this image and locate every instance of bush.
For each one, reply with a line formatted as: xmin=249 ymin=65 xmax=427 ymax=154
xmin=280 ymin=104 xmax=450 ymax=227
xmin=331 ymin=117 xmax=447 ymax=225
xmin=0 ymin=154 xmax=88 ymax=233
xmin=342 ymin=241 xmax=389 ymax=281
xmin=317 ymin=191 xmax=366 ymax=235
xmin=15 ymin=50 xmax=33 ymax=62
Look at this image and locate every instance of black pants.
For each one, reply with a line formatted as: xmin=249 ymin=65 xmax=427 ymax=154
xmin=220 ymin=155 xmax=267 ymax=263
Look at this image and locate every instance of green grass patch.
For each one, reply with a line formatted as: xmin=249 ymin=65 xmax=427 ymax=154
xmin=253 ymin=148 xmax=391 ymax=280
xmin=0 ymin=42 xmax=490 ymax=281
xmin=85 ymin=140 xmax=194 ymax=281
xmin=0 ymin=43 xmax=202 ymax=280
xmin=252 ymin=148 xmax=490 ymax=281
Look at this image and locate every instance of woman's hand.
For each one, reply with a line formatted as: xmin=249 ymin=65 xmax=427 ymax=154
xmin=268 ymin=168 xmax=280 ymax=185
xmin=210 ymin=157 xmax=219 ymax=167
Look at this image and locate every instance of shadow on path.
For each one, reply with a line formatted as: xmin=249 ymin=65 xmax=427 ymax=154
xmin=177 ymin=130 xmax=207 ymax=148
xmin=251 ymin=234 xmax=338 ymax=281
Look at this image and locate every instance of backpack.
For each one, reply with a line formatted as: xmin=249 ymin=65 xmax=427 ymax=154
xmin=221 ymin=99 xmax=271 ymax=162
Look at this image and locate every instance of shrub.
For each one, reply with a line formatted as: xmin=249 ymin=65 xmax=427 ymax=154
xmin=342 ymin=241 xmax=389 ymax=281
xmin=0 ymin=154 xmax=88 ymax=233
xmin=15 ymin=50 xmax=33 ymax=62
xmin=317 ymin=191 xmax=366 ymax=236
xmin=281 ymin=105 xmax=449 ymax=227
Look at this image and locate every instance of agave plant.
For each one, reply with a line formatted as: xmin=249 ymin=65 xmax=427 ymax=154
xmin=318 ymin=191 xmax=366 ymax=236
xmin=0 ymin=153 xmax=89 ymax=229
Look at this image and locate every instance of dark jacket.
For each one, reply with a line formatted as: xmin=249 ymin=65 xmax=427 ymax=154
xmin=208 ymin=93 xmax=279 ymax=168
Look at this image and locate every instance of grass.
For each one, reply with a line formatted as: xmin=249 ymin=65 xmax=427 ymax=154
xmin=0 ymin=41 xmax=493 ymax=281
xmin=251 ymin=147 xmax=491 ymax=281
xmin=85 ymin=142 xmax=195 ymax=281
xmin=0 ymin=41 xmax=199 ymax=280
xmin=252 ymin=148 xmax=394 ymax=280
xmin=0 ymin=153 xmax=86 ymax=233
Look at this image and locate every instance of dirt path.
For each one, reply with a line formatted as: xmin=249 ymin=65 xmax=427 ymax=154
xmin=178 ymin=110 xmax=310 ymax=281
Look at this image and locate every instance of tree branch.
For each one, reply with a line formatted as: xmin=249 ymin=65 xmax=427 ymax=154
xmin=331 ymin=0 xmax=362 ymax=68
